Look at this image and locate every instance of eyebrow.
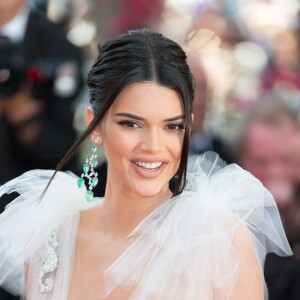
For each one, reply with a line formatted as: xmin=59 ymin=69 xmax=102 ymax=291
xmin=114 ymin=113 xmax=185 ymax=122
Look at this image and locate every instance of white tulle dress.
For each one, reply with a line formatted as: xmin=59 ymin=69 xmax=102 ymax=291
xmin=0 ymin=152 xmax=292 ymax=299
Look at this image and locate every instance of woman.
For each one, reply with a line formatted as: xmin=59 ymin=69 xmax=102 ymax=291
xmin=0 ymin=29 xmax=292 ymax=299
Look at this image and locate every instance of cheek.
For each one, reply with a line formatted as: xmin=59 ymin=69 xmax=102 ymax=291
xmin=166 ymin=134 xmax=184 ymax=163
xmin=103 ymin=123 xmax=185 ymax=166
xmin=108 ymin=133 xmax=131 ymax=152
xmin=102 ymin=126 xmax=138 ymax=160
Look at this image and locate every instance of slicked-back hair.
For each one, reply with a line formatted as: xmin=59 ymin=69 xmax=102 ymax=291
xmin=48 ymin=29 xmax=194 ymax=197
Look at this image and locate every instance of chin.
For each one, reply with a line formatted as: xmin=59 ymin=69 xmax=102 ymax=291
xmin=132 ymin=182 xmax=169 ymax=198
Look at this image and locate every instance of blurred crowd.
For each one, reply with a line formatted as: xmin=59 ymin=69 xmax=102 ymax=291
xmin=1 ymin=0 xmax=300 ymax=299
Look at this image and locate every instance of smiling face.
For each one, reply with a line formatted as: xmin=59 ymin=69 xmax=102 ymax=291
xmin=96 ymin=81 xmax=185 ymax=199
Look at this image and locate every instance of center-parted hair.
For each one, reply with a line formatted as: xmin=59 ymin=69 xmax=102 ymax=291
xmin=54 ymin=28 xmax=194 ymax=196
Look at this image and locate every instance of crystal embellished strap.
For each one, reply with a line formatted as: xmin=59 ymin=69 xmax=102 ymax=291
xmin=37 ymin=227 xmax=59 ymax=293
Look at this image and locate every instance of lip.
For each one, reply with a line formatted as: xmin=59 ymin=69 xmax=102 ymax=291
xmin=131 ymin=157 xmax=169 ymax=164
xmin=130 ymin=159 xmax=167 ymax=178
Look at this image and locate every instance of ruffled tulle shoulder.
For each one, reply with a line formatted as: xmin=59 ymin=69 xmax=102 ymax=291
xmin=0 ymin=152 xmax=293 ymax=299
xmin=0 ymin=170 xmax=100 ymax=297
xmin=103 ymin=152 xmax=292 ymax=299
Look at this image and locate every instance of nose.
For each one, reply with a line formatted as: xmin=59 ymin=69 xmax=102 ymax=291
xmin=140 ymin=128 xmax=163 ymax=153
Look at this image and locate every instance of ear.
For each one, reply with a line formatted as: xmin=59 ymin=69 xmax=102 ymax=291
xmin=86 ymin=107 xmax=103 ymax=146
xmin=191 ymin=113 xmax=194 ymax=124
xmin=190 ymin=113 xmax=194 ymax=134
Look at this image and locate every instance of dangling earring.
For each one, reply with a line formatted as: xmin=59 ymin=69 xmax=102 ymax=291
xmin=77 ymin=136 xmax=99 ymax=201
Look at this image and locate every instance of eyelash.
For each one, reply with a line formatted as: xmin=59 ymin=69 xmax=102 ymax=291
xmin=165 ymin=123 xmax=185 ymax=131
xmin=117 ymin=120 xmax=141 ymax=128
xmin=117 ymin=120 xmax=185 ymax=131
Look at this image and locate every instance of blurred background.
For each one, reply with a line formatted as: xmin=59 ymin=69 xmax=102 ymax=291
xmin=1 ymin=0 xmax=300 ymax=299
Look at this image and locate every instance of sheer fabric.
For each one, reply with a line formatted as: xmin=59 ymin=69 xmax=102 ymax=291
xmin=0 ymin=152 xmax=292 ymax=299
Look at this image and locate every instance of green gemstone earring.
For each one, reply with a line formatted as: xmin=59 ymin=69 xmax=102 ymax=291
xmin=78 ymin=136 xmax=99 ymax=201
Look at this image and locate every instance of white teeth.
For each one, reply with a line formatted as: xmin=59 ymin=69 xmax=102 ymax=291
xmin=135 ymin=161 xmax=163 ymax=169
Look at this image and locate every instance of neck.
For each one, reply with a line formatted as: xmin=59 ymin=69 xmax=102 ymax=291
xmin=97 ymin=177 xmax=171 ymax=238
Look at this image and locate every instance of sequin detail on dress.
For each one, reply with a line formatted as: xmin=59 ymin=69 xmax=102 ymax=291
xmin=37 ymin=227 xmax=59 ymax=293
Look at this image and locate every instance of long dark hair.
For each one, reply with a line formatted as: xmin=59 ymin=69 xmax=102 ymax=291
xmin=47 ymin=28 xmax=194 ymax=197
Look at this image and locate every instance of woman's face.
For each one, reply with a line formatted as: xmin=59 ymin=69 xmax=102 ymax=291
xmin=97 ymin=81 xmax=185 ymax=199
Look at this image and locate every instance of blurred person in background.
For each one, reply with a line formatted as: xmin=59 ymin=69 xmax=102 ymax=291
xmin=0 ymin=0 xmax=83 ymax=192
xmin=0 ymin=0 xmax=83 ymax=299
xmin=233 ymin=100 xmax=300 ymax=300
xmin=235 ymin=101 xmax=298 ymax=213
xmin=261 ymin=29 xmax=300 ymax=98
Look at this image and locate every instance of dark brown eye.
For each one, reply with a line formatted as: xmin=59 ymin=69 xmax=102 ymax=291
xmin=117 ymin=120 xmax=141 ymax=128
xmin=165 ymin=123 xmax=185 ymax=131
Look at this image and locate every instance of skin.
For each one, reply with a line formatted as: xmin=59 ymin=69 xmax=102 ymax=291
xmin=239 ymin=120 xmax=297 ymax=210
xmin=63 ymin=81 xmax=262 ymax=299
xmin=91 ymin=81 xmax=186 ymax=230
xmin=69 ymin=81 xmax=186 ymax=299
xmin=222 ymin=226 xmax=264 ymax=300
xmin=22 ymin=81 xmax=264 ymax=299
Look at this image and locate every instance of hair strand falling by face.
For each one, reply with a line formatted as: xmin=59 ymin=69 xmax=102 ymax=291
xmin=43 ymin=28 xmax=194 ymax=200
